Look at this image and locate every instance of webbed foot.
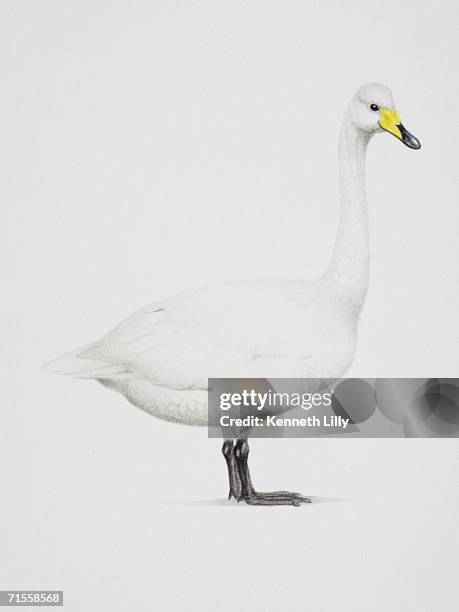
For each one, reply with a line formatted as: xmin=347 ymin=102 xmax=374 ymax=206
xmin=243 ymin=491 xmax=311 ymax=506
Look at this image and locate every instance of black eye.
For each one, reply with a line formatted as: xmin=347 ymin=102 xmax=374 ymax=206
xmin=370 ymin=103 xmax=379 ymax=111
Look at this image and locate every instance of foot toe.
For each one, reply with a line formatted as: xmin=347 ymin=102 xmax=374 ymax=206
xmin=244 ymin=491 xmax=311 ymax=506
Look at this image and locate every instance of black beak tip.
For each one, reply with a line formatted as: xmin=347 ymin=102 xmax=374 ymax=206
xmin=398 ymin=123 xmax=421 ymax=150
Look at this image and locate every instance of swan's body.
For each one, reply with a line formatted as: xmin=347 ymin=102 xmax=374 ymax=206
xmin=46 ymin=83 xmax=420 ymax=505
xmin=48 ymin=278 xmax=358 ymax=425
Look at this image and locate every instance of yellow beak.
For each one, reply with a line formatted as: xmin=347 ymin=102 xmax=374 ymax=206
xmin=380 ymin=108 xmax=402 ymax=139
xmin=379 ymin=108 xmax=421 ymax=149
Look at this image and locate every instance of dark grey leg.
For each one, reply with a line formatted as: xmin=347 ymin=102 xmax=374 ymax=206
xmin=233 ymin=439 xmax=311 ymax=506
xmin=233 ymin=439 xmax=255 ymax=499
xmin=222 ymin=440 xmax=242 ymax=500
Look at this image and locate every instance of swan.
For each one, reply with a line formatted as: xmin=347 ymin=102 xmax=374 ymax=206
xmin=45 ymin=83 xmax=421 ymax=506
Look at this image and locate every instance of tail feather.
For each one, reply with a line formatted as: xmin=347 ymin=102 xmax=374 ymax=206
xmin=44 ymin=345 xmax=127 ymax=379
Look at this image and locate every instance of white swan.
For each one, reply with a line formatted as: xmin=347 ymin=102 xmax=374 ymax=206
xmin=46 ymin=83 xmax=420 ymax=506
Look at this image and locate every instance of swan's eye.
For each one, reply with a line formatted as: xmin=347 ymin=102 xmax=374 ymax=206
xmin=370 ymin=103 xmax=379 ymax=111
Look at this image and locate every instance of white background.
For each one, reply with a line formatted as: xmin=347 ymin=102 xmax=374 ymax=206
xmin=1 ymin=1 xmax=458 ymax=611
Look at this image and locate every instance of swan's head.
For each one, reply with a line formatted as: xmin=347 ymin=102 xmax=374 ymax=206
xmin=348 ymin=83 xmax=421 ymax=149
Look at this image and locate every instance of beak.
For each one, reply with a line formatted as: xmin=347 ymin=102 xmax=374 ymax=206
xmin=379 ymin=108 xmax=421 ymax=150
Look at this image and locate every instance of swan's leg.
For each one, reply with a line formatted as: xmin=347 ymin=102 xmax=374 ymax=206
xmin=234 ymin=439 xmax=255 ymax=499
xmin=222 ymin=440 xmax=242 ymax=500
xmin=234 ymin=439 xmax=311 ymax=506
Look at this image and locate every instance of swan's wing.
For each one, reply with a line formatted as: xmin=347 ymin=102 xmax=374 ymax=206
xmin=46 ymin=281 xmax=320 ymax=388
xmin=62 ymin=294 xmax=257 ymax=389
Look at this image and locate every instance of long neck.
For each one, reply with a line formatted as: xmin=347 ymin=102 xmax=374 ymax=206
xmin=323 ymin=116 xmax=371 ymax=310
